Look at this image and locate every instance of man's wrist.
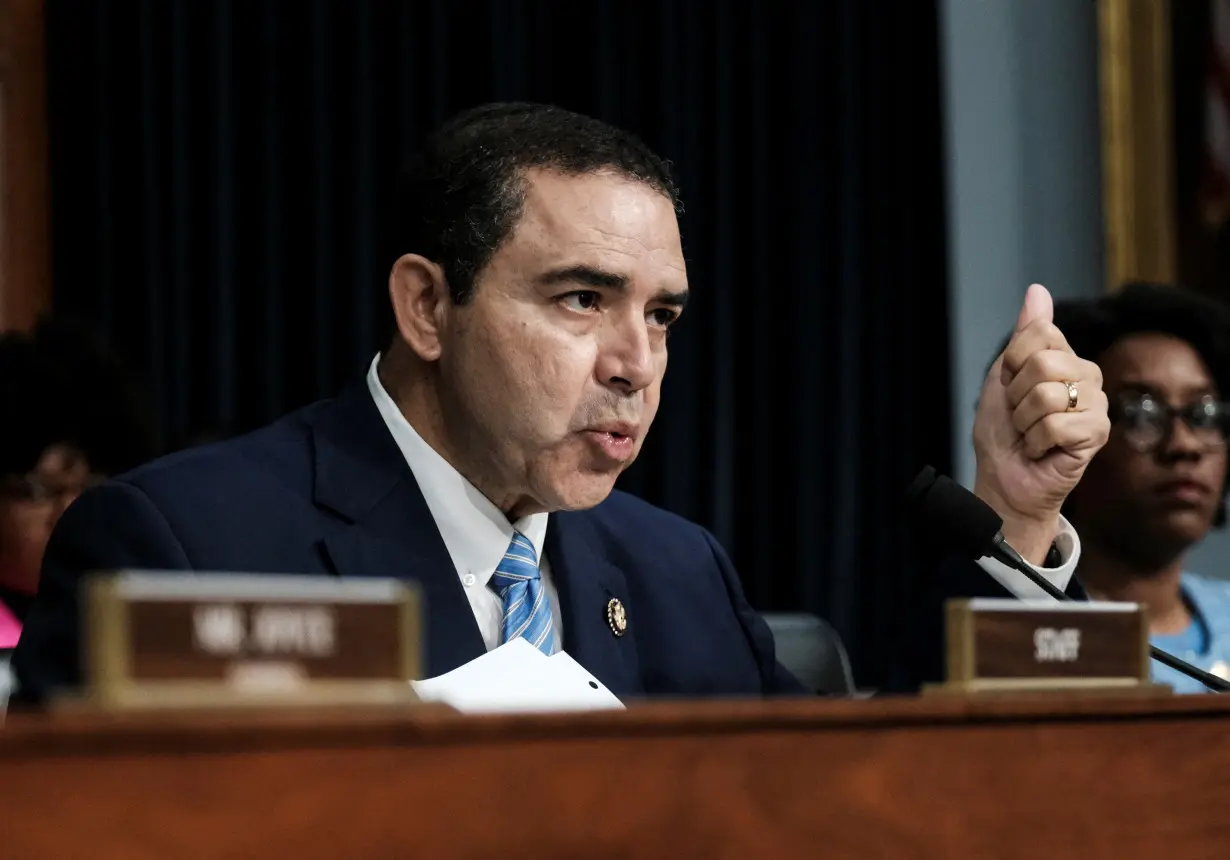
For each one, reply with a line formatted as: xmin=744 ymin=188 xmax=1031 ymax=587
xmin=997 ymin=516 xmax=1059 ymax=565
xmin=975 ymin=514 xmax=1080 ymax=599
xmin=973 ymin=480 xmax=1060 ymax=566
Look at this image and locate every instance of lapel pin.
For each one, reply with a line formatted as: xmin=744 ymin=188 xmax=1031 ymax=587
xmin=606 ymin=597 xmax=627 ymax=637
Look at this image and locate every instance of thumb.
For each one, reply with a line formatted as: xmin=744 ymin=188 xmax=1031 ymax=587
xmin=1015 ymin=283 xmax=1053 ymax=333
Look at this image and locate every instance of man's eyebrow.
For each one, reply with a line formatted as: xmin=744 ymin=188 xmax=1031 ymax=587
xmin=536 ymin=265 xmax=629 ymax=290
xmin=536 ymin=264 xmax=689 ymax=309
xmin=654 ymin=289 xmax=689 ymax=309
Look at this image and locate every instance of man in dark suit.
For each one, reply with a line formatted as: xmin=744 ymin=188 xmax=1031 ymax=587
xmin=11 ymin=103 xmax=1110 ymax=702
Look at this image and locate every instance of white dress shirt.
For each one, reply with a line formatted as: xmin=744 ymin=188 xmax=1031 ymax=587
xmin=367 ymin=355 xmax=1081 ymax=653
xmin=975 ymin=518 xmax=1080 ymax=598
xmin=366 ymin=356 xmax=563 ymax=653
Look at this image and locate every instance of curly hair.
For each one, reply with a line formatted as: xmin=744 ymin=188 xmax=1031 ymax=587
xmin=0 ymin=317 xmax=159 ymax=478
xmin=1053 ymin=283 xmax=1230 ymax=395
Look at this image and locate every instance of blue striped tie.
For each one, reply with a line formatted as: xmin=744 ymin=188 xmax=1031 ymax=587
xmin=490 ymin=531 xmax=555 ymax=656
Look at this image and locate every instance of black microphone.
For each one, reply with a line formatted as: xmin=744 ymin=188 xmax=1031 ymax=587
xmin=905 ymin=465 xmax=1230 ymax=693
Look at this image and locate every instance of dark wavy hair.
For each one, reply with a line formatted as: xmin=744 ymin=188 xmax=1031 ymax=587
xmin=392 ymin=102 xmax=682 ymax=305
xmin=0 ymin=317 xmax=159 ymax=478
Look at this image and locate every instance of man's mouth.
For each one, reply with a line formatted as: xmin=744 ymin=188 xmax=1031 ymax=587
xmin=580 ymin=422 xmax=638 ymax=462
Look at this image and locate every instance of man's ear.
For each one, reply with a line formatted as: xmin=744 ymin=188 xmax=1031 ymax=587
xmin=388 ymin=254 xmax=450 ymax=361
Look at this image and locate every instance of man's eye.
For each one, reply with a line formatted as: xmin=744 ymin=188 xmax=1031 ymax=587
xmin=559 ymin=292 xmax=600 ymax=312
xmin=648 ymin=308 xmax=679 ymax=328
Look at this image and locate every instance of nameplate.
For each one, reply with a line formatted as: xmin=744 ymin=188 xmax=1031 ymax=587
xmin=81 ymin=571 xmax=422 ymax=710
xmin=937 ymin=599 xmax=1154 ymax=694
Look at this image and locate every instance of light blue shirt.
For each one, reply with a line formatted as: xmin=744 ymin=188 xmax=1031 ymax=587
xmin=1150 ymin=573 xmax=1230 ymax=694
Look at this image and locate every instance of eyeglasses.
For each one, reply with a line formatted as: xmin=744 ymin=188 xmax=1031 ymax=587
xmin=1110 ymin=392 xmax=1229 ymax=453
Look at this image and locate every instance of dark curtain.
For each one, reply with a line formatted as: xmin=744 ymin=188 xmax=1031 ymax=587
xmin=44 ymin=0 xmax=952 ymax=686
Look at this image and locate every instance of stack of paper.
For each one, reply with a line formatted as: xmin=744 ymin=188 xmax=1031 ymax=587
xmin=411 ymin=639 xmax=625 ymax=714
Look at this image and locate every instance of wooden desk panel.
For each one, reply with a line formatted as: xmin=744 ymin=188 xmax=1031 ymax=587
xmin=3 ymin=694 xmax=1229 ymax=858
xmin=0 ymin=0 xmax=50 ymax=332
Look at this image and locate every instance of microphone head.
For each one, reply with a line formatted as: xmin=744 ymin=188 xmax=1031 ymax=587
xmin=905 ymin=465 xmax=938 ymax=507
xmin=903 ymin=466 xmax=1004 ymax=560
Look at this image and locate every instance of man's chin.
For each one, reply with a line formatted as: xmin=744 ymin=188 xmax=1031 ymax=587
xmin=549 ymin=474 xmax=621 ymax=512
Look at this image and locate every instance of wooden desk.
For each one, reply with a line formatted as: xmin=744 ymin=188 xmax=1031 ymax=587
xmin=3 ymin=693 xmax=1229 ymax=858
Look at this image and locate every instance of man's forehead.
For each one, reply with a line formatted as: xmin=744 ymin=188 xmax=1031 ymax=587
xmin=509 ymin=169 xmax=686 ymax=279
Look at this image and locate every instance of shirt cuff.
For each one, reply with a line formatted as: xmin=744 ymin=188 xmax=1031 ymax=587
xmin=974 ymin=514 xmax=1080 ymax=599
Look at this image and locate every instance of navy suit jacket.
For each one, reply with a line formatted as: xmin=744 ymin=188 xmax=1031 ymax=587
xmin=12 ymin=380 xmax=809 ymax=702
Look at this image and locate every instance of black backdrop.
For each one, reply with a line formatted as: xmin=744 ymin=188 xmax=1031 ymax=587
xmin=44 ymin=0 xmax=953 ymax=686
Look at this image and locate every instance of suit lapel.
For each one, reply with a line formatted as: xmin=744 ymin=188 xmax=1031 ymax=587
xmin=311 ymin=381 xmax=486 ymax=677
xmin=547 ymin=511 xmax=642 ymax=697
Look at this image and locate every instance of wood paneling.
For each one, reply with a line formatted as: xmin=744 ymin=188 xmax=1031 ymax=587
xmin=3 ymin=694 xmax=1229 ymax=858
xmin=1098 ymin=0 xmax=1176 ymax=290
xmin=0 ymin=0 xmax=48 ymax=331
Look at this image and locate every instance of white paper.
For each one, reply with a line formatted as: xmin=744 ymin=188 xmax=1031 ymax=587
xmin=411 ymin=638 xmax=625 ymax=714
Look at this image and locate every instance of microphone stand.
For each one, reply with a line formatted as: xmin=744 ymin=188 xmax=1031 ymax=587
xmin=991 ymin=534 xmax=1230 ymax=693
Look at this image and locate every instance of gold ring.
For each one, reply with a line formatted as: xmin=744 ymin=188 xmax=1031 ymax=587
xmin=1064 ymin=381 xmax=1078 ymax=411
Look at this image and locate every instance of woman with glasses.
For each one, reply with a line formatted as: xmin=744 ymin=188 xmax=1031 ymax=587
xmin=888 ymin=281 xmax=1230 ymax=695
xmin=0 ymin=319 xmax=157 ymax=647
xmin=1047 ymin=282 xmax=1230 ymax=692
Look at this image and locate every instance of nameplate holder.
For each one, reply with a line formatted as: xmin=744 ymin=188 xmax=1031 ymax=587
xmin=79 ymin=571 xmax=424 ymax=711
xmin=927 ymin=598 xmax=1163 ymax=696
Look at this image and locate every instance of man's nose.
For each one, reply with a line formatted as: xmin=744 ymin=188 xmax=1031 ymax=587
xmin=596 ymin=317 xmax=655 ymax=394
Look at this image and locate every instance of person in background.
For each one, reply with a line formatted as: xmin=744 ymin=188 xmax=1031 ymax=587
xmin=887 ymin=282 xmax=1230 ymax=694
xmin=0 ymin=319 xmax=158 ymax=644
xmin=1046 ymin=283 xmax=1230 ymax=692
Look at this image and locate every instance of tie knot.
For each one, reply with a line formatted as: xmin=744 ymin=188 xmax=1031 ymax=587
xmin=491 ymin=531 xmax=540 ymax=592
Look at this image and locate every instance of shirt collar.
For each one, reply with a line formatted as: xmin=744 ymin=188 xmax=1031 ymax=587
xmin=1181 ymin=572 xmax=1230 ymax=646
xmin=365 ymin=355 xmax=548 ymax=584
